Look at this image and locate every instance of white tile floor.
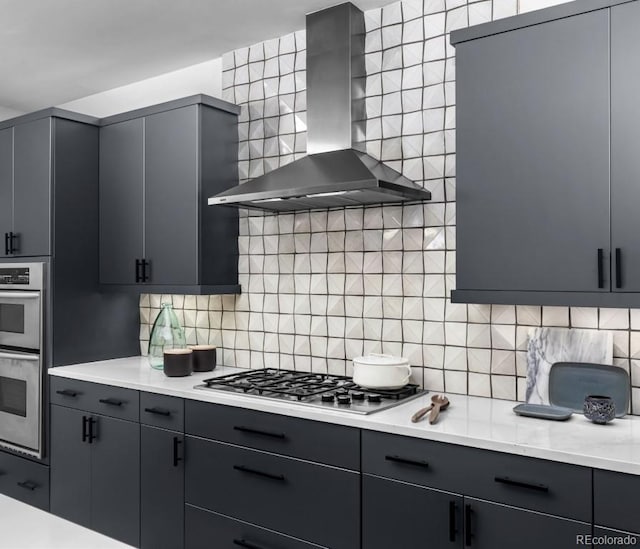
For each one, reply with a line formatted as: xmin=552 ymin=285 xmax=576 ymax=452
xmin=0 ymin=495 xmax=132 ymax=549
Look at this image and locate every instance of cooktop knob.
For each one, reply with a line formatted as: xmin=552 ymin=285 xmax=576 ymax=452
xmin=367 ymin=394 xmax=382 ymax=403
xmin=337 ymin=394 xmax=351 ymax=405
xmin=321 ymin=393 xmax=335 ymax=402
xmin=352 ymin=392 xmax=365 ymax=400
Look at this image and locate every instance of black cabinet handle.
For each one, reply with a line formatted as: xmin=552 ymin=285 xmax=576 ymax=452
xmin=56 ymin=389 xmax=79 ymax=398
xmin=142 ymin=259 xmax=150 ymax=283
xmin=144 ymin=407 xmax=171 ymax=417
xmin=173 ymin=437 xmax=183 ymax=467
xmin=135 ymin=259 xmax=142 ymax=283
xmin=449 ymin=500 xmax=457 ymax=542
xmin=384 ymin=455 xmax=429 ymax=469
xmin=233 ymin=425 xmax=286 ymax=440
xmin=233 ymin=540 xmax=269 ymax=549
xmin=494 ymin=476 xmax=549 ymax=493
xmin=82 ymin=415 xmax=89 ymax=442
xmin=597 ymin=248 xmax=604 ymax=289
xmin=17 ymin=481 xmax=37 ymax=491
xmin=9 ymin=232 xmax=18 ymax=254
xmin=233 ymin=465 xmax=285 ymax=482
xmin=99 ymin=398 xmax=123 ymax=407
xmin=616 ymin=248 xmax=622 ymax=288
xmin=88 ymin=417 xmax=97 ymax=443
xmin=464 ymin=504 xmax=472 ymax=546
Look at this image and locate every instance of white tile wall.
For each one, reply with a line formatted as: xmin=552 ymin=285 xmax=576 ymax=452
xmin=139 ymin=0 xmax=640 ymax=413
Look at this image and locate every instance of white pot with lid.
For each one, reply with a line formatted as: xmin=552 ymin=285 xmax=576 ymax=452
xmin=352 ymin=354 xmax=412 ymax=389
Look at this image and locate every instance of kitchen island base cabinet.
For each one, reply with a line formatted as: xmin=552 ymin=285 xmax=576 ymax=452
xmin=141 ymin=426 xmax=184 ymax=549
xmin=363 ymin=475 xmax=463 ymax=548
xmin=185 ymin=505 xmax=320 ymax=549
xmin=50 ymin=404 xmax=140 ymax=547
xmin=464 ymin=498 xmax=591 ymax=549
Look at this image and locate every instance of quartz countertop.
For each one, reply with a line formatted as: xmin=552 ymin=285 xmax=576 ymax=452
xmin=50 ymin=356 xmax=640 ymax=475
xmin=0 ymin=494 xmax=132 ymax=548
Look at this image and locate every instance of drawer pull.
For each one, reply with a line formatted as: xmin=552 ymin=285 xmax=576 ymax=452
xmin=17 ymin=481 xmax=37 ymax=491
xmin=233 ymin=540 xmax=268 ymax=549
xmin=449 ymin=500 xmax=457 ymax=542
xmin=144 ymin=407 xmax=171 ymax=417
xmin=384 ymin=455 xmax=429 ymax=469
xmin=82 ymin=415 xmax=89 ymax=442
xmin=233 ymin=425 xmax=286 ymax=440
xmin=56 ymin=389 xmax=79 ymax=398
xmin=99 ymin=398 xmax=124 ymax=407
xmin=233 ymin=465 xmax=285 ymax=482
xmin=464 ymin=504 xmax=472 ymax=546
xmin=494 ymin=476 xmax=549 ymax=493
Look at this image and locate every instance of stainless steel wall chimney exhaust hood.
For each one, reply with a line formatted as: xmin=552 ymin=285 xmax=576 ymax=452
xmin=208 ymin=2 xmax=431 ymax=212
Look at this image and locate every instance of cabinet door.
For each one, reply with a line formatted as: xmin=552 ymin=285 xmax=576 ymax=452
xmin=13 ymin=118 xmax=51 ymax=256
xmin=141 ymin=426 xmax=184 ymax=549
xmin=50 ymin=405 xmax=91 ymax=528
xmin=363 ymin=475 xmax=463 ymax=548
xmin=611 ymin=2 xmax=640 ymax=292
xmin=456 ymin=10 xmax=610 ymax=292
xmin=99 ymin=118 xmax=144 ymax=284
xmin=91 ymin=414 xmax=140 ymax=547
xmin=144 ymin=106 xmax=199 ymax=285
xmin=0 ymin=127 xmax=12 ymax=256
xmin=465 ymin=498 xmax=590 ymax=549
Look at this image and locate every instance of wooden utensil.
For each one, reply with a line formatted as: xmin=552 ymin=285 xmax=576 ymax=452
xmin=411 ymin=403 xmax=434 ymax=423
xmin=428 ymin=395 xmax=450 ymax=424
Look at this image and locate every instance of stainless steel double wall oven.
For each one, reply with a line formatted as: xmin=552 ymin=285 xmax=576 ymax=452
xmin=0 ymin=263 xmax=45 ymax=458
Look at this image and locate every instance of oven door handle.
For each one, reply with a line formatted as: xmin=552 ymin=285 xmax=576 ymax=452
xmin=0 ymin=292 xmax=40 ymax=300
xmin=0 ymin=351 xmax=40 ymax=361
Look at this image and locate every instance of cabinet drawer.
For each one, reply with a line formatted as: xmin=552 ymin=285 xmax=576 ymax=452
xmin=140 ymin=392 xmax=184 ymax=431
xmin=50 ymin=377 xmax=139 ymax=421
xmin=185 ymin=400 xmax=359 ymax=469
xmin=185 ymin=436 xmax=359 ymax=549
xmin=362 ymin=431 xmax=591 ymax=522
xmin=185 ymin=505 xmax=321 ymax=549
xmin=0 ymin=452 xmax=49 ymax=511
xmin=594 ymin=469 xmax=640 ymax=532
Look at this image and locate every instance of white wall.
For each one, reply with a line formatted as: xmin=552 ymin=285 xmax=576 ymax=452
xmin=58 ymin=58 xmax=223 ymax=119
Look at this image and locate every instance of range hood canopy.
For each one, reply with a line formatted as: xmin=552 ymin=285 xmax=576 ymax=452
xmin=208 ymin=2 xmax=431 ymax=212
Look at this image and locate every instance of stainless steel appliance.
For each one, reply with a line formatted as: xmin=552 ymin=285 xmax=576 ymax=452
xmin=0 ymin=263 xmax=44 ymax=458
xmin=195 ymin=368 xmax=426 ymax=414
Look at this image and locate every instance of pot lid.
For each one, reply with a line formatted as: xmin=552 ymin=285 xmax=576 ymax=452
xmin=353 ymin=354 xmax=409 ymax=366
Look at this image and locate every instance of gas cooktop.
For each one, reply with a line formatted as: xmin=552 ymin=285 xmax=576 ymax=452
xmin=194 ymin=368 xmax=426 ymax=414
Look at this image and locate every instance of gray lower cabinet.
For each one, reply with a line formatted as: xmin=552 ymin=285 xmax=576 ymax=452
xmin=140 ymin=426 xmax=184 ymax=549
xmin=50 ymin=404 xmax=140 ymax=547
xmin=363 ymin=474 xmax=463 ymax=548
xmin=99 ymin=96 xmax=240 ymax=293
xmin=594 ymin=469 xmax=640 ymax=543
xmin=465 ymin=498 xmax=591 ymax=549
xmin=185 ymin=505 xmax=319 ymax=549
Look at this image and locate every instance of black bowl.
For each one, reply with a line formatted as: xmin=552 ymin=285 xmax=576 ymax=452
xmin=583 ymin=395 xmax=616 ymax=424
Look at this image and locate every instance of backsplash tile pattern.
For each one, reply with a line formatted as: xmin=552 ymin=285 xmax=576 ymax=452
xmin=140 ymin=0 xmax=640 ymax=415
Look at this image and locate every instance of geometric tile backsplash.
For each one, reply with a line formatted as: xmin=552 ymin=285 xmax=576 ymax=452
xmin=140 ymin=0 xmax=640 ymax=416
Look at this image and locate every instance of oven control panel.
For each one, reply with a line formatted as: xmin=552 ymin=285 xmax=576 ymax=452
xmin=0 ymin=268 xmax=30 ymax=285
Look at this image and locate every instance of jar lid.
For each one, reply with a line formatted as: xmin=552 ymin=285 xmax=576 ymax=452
xmin=353 ymin=354 xmax=409 ymax=366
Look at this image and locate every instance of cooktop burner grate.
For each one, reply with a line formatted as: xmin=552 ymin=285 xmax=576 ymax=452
xmin=198 ymin=368 xmax=421 ymax=409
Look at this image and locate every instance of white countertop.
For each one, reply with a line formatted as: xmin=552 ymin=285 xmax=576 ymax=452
xmin=0 ymin=494 xmax=132 ymax=549
xmin=50 ymin=356 xmax=640 ymax=475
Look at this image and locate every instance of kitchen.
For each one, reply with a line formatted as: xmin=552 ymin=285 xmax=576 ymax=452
xmin=0 ymin=0 xmax=639 ymax=548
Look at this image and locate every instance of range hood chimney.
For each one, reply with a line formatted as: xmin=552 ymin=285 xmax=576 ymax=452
xmin=208 ymin=2 xmax=431 ymax=212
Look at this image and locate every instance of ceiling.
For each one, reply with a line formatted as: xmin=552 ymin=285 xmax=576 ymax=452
xmin=1 ymin=0 xmax=392 ymax=115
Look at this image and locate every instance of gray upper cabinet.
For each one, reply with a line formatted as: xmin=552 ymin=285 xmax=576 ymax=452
xmin=453 ymin=9 xmax=611 ymax=303
xmin=99 ymin=96 xmax=241 ymax=294
xmin=611 ymin=1 xmax=640 ymax=293
xmin=99 ymin=118 xmax=144 ymax=285
xmin=13 ymin=118 xmax=52 ymax=257
xmin=0 ymin=128 xmax=12 ymax=257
